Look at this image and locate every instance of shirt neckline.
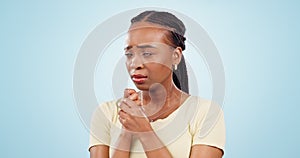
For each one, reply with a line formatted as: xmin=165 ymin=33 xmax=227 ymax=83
xmin=150 ymin=95 xmax=193 ymax=123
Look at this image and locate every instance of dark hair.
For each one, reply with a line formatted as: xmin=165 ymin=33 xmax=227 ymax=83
xmin=130 ymin=10 xmax=189 ymax=93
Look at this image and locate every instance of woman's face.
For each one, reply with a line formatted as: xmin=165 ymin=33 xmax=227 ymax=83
xmin=125 ymin=23 xmax=176 ymax=91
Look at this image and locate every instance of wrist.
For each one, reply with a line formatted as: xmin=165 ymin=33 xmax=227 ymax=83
xmin=119 ymin=130 xmax=133 ymax=139
xmin=136 ymin=130 xmax=155 ymax=142
xmin=136 ymin=131 xmax=165 ymax=152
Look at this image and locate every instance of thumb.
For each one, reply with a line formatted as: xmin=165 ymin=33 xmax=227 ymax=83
xmin=124 ymin=88 xmax=136 ymax=98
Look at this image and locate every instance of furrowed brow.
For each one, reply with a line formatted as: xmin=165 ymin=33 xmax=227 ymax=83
xmin=136 ymin=44 xmax=157 ymax=49
xmin=124 ymin=44 xmax=157 ymax=51
xmin=124 ymin=45 xmax=133 ymax=51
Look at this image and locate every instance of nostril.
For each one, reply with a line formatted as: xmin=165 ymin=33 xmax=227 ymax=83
xmin=129 ymin=56 xmax=144 ymax=70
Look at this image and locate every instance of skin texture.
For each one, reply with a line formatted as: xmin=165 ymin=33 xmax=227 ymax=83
xmin=90 ymin=22 xmax=223 ymax=158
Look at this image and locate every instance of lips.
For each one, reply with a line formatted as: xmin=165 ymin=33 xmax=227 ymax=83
xmin=131 ymin=74 xmax=147 ymax=84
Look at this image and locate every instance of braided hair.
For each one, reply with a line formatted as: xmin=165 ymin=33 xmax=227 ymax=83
xmin=130 ymin=10 xmax=189 ymax=93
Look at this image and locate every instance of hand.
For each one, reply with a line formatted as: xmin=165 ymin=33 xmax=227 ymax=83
xmin=118 ymin=89 xmax=152 ymax=133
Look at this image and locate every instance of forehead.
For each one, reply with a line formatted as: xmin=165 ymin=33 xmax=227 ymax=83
xmin=126 ymin=22 xmax=170 ymax=47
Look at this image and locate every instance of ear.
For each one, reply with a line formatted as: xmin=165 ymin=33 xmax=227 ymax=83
xmin=172 ymin=47 xmax=183 ymax=65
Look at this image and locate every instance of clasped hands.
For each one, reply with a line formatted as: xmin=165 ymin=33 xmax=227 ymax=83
xmin=118 ymin=89 xmax=153 ymax=134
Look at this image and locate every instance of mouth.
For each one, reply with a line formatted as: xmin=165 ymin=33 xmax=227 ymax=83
xmin=131 ymin=74 xmax=148 ymax=84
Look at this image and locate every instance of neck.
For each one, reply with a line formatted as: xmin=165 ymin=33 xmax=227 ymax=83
xmin=140 ymin=82 xmax=187 ymax=122
xmin=141 ymin=81 xmax=178 ymax=105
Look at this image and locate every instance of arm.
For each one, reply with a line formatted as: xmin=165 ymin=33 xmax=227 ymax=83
xmin=190 ymin=145 xmax=223 ymax=158
xmin=90 ymin=145 xmax=109 ymax=158
xmin=89 ymin=114 xmax=133 ymax=158
xmin=89 ymin=133 xmax=132 ymax=158
xmin=119 ymin=98 xmax=174 ymax=158
xmin=89 ymin=104 xmax=111 ymax=158
xmin=137 ymin=131 xmax=173 ymax=158
xmin=111 ymin=131 xmax=132 ymax=158
xmin=89 ymin=131 xmax=175 ymax=158
xmin=189 ymin=100 xmax=226 ymax=158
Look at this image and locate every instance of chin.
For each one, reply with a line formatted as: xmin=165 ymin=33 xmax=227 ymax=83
xmin=134 ymin=83 xmax=150 ymax=91
xmin=134 ymin=82 xmax=166 ymax=92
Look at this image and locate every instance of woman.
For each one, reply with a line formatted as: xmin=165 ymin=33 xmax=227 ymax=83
xmin=89 ymin=10 xmax=225 ymax=158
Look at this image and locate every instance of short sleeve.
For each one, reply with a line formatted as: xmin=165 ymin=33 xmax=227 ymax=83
xmin=89 ymin=101 xmax=117 ymax=150
xmin=191 ymin=99 xmax=226 ymax=152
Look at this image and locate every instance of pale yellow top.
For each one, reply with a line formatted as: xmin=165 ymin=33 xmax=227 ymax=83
xmin=89 ymin=96 xmax=226 ymax=158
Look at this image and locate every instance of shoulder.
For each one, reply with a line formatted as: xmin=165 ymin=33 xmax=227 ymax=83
xmin=92 ymin=99 xmax=121 ymax=123
xmin=188 ymin=96 xmax=225 ymax=132
xmin=188 ymin=96 xmax=226 ymax=151
xmin=98 ymin=99 xmax=120 ymax=112
xmin=187 ymin=96 xmax=223 ymax=116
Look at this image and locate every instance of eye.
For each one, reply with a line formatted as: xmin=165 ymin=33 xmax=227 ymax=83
xmin=142 ymin=51 xmax=153 ymax=57
xmin=125 ymin=52 xmax=133 ymax=58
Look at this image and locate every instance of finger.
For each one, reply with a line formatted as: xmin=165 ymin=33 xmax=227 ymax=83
xmin=124 ymin=88 xmax=136 ymax=98
xmin=118 ymin=110 xmax=130 ymax=119
xmin=118 ymin=117 xmax=128 ymax=127
xmin=118 ymin=111 xmax=132 ymax=128
xmin=128 ymin=92 xmax=139 ymax=101
xmin=135 ymin=100 xmax=141 ymax=107
xmin=122 ymin=98 xmax=138 ymax=108
xmin=119 ymin=100 xmax=131 ymax=113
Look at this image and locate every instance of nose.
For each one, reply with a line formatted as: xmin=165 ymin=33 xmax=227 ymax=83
xmin=128 ymin=54 xmax=144 ymax=70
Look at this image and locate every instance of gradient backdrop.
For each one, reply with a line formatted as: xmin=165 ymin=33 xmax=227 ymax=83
xmin=1 ymin=0 xmax=299 ymax=158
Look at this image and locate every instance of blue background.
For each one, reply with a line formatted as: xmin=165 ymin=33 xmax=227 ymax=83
xmin=1 ymin=0 xmax=299 ymax=157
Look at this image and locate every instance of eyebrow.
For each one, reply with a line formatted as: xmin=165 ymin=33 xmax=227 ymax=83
xmin=124 ymin=44 xmax=157 ymax=51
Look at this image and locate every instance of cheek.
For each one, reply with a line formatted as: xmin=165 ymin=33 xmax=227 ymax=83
xmin=150 ymin=54 xmax=173 ymax=69
xmin=125 ymin=60 xmax=130 ymax=71
xmin=147 ymin=63 xmax=172 ymax=78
